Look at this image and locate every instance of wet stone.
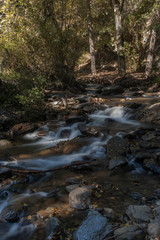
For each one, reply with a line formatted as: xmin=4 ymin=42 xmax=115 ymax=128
xmin=125 ymin=102 xmax=143 ymax=110
xmin=65 ymin=116 xmax=87 ymax=125
xmin=114 ymin=225 xmax=145 ymax=240
xmin=135 ymin=151 xmax=152 ymax=162
xmin=126 ymin=205 xmax=153 ymax=223
xmin=143 ymin=159 xmax=160 ymax=174
xmin=5 ymin=210 xmax=20 ymax=222
xmin=45 ymin=217 xmax=60 ymax=239
xmin=74 ymin=210 xmax=111 ymax=240
xmin=103 ymin=208 xmax=116 ymax=219
xmin=69 ymin=187 xmax=91 ymax=209
xmin=107 ymin=136 xmax=127 ymax=159
xmin=76 ymin=95 xmax=92 ymax=103
xmin=153 ymin=206 xmax=160 ymax=216
xmin=130 ymin=192 xmax=143 ymax=201
xmin=11 ymin=123 xmax=37 ymax=136
xmin=72 ymin=102 xmax=91 ymax=110
xmin=108 ymin=157 xmax=127 ymax=170
xmin=70 ymin=163 xmax=92 ymax=172
xmin=0 ymin=139 xmax=12 ymax=148
xmin=147 ymin=216 xmax=160 ymax=238
xmin=66 ymin=177 xmax=82 ymax=185
xmin=66 ymin=184 xmax=80 ymax=193
xmin=102 ymin=85 xmax=124 ymax=95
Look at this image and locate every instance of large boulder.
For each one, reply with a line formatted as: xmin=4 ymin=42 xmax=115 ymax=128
xmin=74 ymin=210 xmax=111 ymax=240
xmin=126 ymin=205 xmax=153 ymax=223
xmin=102 ymin=85 xmax=124 ymax=95
xmin=107 ymin=136 xmax=128 ymax=159
xmin=69 ymin=187 xmax=91 ymax=209
xmin=114 ymin=225 xmax=145 ymax=240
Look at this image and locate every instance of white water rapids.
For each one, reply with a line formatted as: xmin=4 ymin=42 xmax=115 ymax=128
xmin=0 ymin=106 xmax=140 ymax=171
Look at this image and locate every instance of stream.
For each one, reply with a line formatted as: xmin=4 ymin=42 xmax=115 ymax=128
xmin=0 ymin=90 xmax=160 ymax=240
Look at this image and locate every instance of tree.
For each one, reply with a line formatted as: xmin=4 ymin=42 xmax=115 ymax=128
xmin=112 ymin=0 xmax=126 ymax=76
xmin=145 ymin=0 xmax=160 ymax=78
xmin=86 ymin=0 xmax=96 ymax=75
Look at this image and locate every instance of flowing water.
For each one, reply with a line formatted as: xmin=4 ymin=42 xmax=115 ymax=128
xmin=0 ymin=95 xmax=160 ymax=239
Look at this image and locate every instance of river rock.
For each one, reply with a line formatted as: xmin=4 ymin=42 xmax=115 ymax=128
xmin=143 ymin=159 xmax=160 ymax=174
xmin=65 ymin=116 xmax=87 ymax=125
xmin=66 ymin=184 xmax=80 ymax=193
xmin=114 ymin=225 xmax=145 ymax=240
xmin=82 ymin=126 xmax=104 ymax=137
xmin=126 ymin=205 xmax=153 ymax=223
xmin=11 ymin=123 xmax=37 ymax=136
xmin=109 ymin=157 xmax=127 ymax=170
xmin=147 ymin=216 xmax=160 ymax=238
xmin=102 ymin=85 xmax=124 ymax=95
xmin=49 ymin=139 xmax=84 ymax=155
xmin=103 ymin=208 xmax=116 ymax=219
xmin=74 ymin=210 xmax=111 ymax=240
xmin=135 ymin=152 xmax=152 ymax=162
xmin=76 ymin=95 xmax=92 ymax=103
xmin=66 ymin=177 xmax=82 ymax=184
xmin=0 ymin=139 xmax=12 ymax=148
xmin=107 ymin=136 xmax=127 ymax=159
xmin=125 ymin=102 xmax=143 ymax=110
xmin=5 ymin=210 xmax=20 ymax=222
xmin=69 ymin=187 xmax=91 ymax=209
xmin=45 ymin=217 xmax=60 ymax=239
xmin=153 ymin=206 xmax=160 ymax=216
xmin=135 ymin=102 xmax=160 ymax=124
xmin=72 ymin=102 xmax=91 ymax=110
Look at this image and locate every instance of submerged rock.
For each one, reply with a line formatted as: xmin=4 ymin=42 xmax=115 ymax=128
xmin=126 ymin=205 xmax=152 ymax=223
xmin=114 ymin=225 xmax=145 ymax=240
xmin=69 ymin=187 xmax=91 ymax=209
xmin=74 ymin=210 xmax=111 ymax=240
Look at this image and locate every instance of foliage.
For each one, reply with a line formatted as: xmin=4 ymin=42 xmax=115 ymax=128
xmin=0 ymin=0 xmax=159 ymax=112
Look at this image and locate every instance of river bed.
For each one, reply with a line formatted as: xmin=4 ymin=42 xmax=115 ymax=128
xmin=0 ymin=92 xmax=160 ymax=240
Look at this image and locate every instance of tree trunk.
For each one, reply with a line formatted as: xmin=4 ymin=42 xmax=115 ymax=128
xmin=112 ymin=0 xmax=126 ymax=76
xmin=86 ymin=0 xmax=96 ymax=75
xmin=145 ymin=29 xmax=157 ymax=78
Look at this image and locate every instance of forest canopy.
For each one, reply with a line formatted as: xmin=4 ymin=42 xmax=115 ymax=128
xmin=0 ymin=0 xmax=160 ymax=111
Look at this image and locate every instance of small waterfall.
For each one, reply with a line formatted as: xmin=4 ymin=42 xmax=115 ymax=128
xmin=89 ymin=106 xmax=140 ymax=126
